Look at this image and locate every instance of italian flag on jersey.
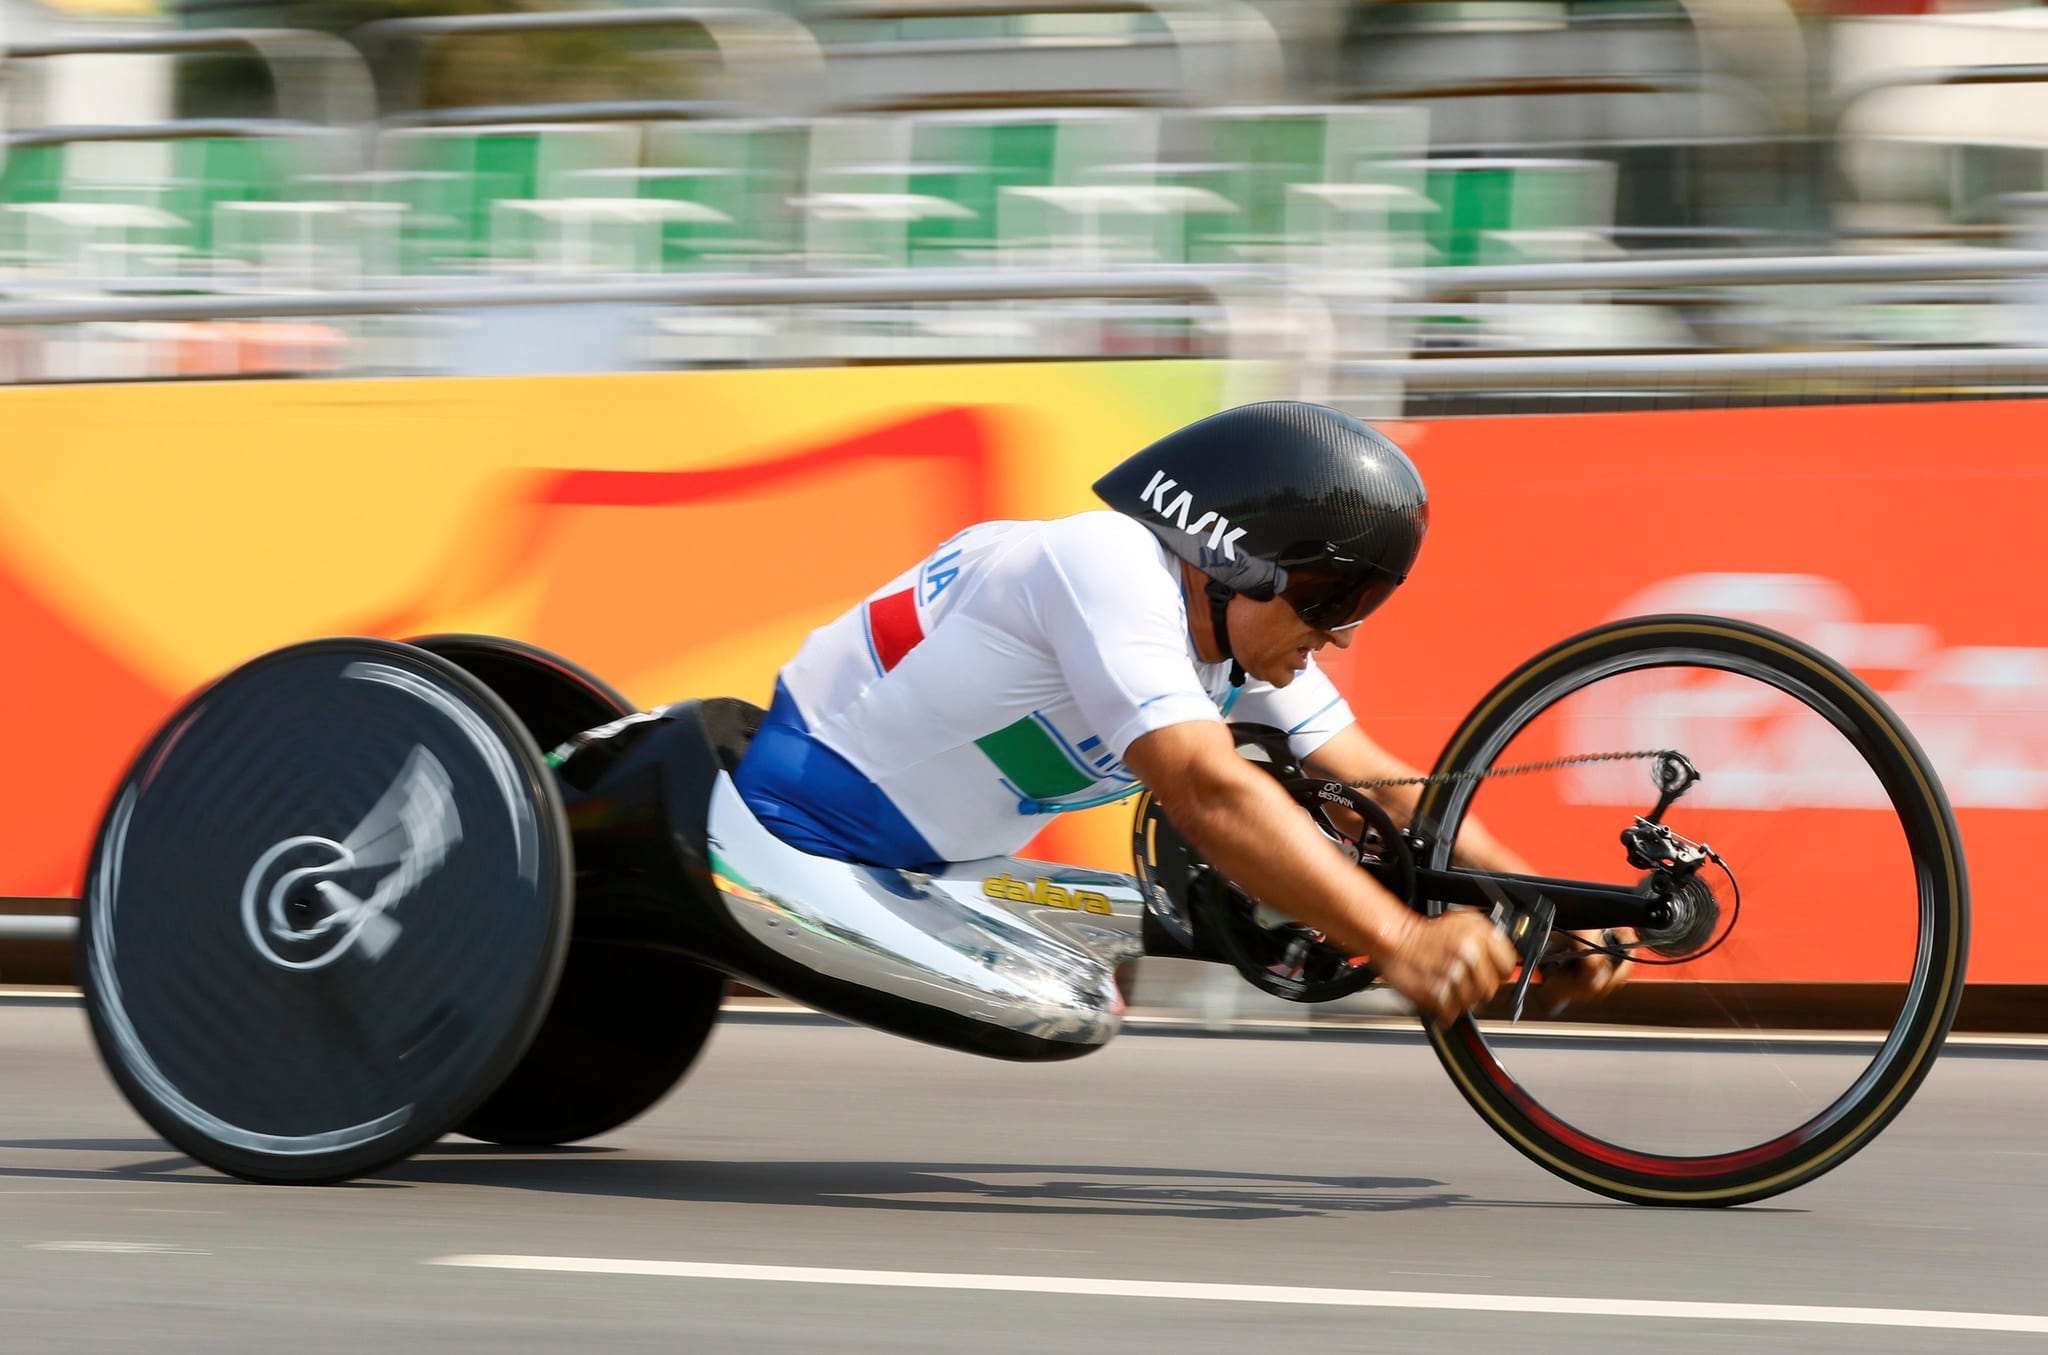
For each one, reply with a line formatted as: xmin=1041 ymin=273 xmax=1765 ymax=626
xmin=866 ymin=587 xmax=1107 ymax=800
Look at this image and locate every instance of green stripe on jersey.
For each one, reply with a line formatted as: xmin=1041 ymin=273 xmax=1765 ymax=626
xmin=975 ymin=717 xmax=1096 ymax=800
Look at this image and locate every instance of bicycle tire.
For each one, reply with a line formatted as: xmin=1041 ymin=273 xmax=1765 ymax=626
xmin=1415 ymin=615 xmax=1968 ymax=1207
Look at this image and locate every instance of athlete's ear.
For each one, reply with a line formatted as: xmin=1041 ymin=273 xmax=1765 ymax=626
xmin=1222 ymin=589 xmax=1270 ymax=637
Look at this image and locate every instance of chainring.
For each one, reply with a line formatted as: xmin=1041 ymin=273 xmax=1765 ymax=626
xmin=1198 ymin=776 xmax=1415 ymax=1002
xmin=1129 ymin=726 xmax=1417 ymax=1003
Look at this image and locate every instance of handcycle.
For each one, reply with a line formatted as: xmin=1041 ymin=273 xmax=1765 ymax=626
xmin=79 ymin=616 xmax=1968 ymax=1206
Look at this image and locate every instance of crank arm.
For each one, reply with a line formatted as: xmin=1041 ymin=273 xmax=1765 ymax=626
xmin=1492 ymin=896 xmax=1555 ymax=1023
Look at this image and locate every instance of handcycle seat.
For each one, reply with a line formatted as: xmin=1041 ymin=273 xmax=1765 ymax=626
xmin=577 ymin=698 xmax=1150 ymax=1061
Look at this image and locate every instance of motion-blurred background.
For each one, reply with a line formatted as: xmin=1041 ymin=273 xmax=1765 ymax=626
xmin=8 ymin=0 xmax=2048 ymax=390
xmin=2 ymin=0 xmax=2044 ymax=1020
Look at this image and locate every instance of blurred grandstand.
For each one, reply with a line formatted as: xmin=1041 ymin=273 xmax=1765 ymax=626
xmin=5 ymin=0 xmax=2048 ymax=408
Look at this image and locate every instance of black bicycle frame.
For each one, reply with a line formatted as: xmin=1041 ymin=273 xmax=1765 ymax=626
xmin=1408 ymin=864 xmax=1662 ymax=933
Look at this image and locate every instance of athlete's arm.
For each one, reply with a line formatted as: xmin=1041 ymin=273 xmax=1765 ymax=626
xmin=1123 ymin=719 xmax=1514 ymax=1024
xmin=1301 ymin=722 xmax=1632 ymax=1010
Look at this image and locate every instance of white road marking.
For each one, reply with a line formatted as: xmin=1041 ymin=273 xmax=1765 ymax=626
xmin=16 ymin=987 xmax=2048 ymax=1051
xmin=429 ymin=1256 xmax=2048 ymax=1335
xmin=0 ymin=1189 xmax=156 ymax=1197
xmin=717 ymin=1001 xmax=2048 ymax=1051
xmin=30 ymin=1241 xmax=208 ymax=1255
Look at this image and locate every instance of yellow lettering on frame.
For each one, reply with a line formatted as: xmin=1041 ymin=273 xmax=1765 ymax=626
xmin=986 ymin=875 xmax=1112 ymax=916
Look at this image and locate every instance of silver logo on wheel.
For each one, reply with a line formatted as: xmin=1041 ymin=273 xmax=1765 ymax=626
xmin=240 ymin=747 xmax=464 ymax=970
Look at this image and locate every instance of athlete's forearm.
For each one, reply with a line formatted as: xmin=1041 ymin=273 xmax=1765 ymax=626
xmin=1127 ymin=724 xmax=1420 ymax=958
xmin=1173 ymin=773 xmax=1421 ymax=957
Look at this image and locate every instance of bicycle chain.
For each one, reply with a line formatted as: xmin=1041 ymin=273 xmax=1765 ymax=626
xmin=1328 ymin=748 xmax=1684 ymax=792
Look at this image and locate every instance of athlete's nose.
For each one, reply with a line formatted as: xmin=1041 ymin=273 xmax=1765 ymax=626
xmin=1320 ymin=624 xmax=1359 ymax=650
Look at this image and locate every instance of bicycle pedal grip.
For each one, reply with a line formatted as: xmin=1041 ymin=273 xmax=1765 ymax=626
xmin=1506 ymin=898 xmax=1555 ymax=1022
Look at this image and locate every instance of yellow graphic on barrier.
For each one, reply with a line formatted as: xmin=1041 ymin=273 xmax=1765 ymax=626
xmin=0 ymin=362 xmax=1252 ymax=897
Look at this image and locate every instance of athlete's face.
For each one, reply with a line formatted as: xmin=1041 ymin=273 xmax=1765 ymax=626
xmin=1227 ymin=593 xmax=1357 ymax=686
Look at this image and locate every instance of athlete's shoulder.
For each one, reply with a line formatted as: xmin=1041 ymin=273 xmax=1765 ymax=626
xmin=1038 ymin=510 xmax=1170 ymax=567
xmin=1030 ymin=512 xmax=1186 ymax=633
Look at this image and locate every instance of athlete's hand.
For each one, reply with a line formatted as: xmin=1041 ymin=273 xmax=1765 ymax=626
xmin=1376 ymin=910 xmax=1518 ymax=1026
xmin=1540 ymin=929 xmax=1636 ymax=1015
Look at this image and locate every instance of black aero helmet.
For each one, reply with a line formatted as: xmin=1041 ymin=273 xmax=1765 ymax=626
xmin=1093 ymin=401 xmax=1428 ymax=635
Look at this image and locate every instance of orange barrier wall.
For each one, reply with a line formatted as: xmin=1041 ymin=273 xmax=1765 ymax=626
xmin=1359 ymin=402 xmax=2043 ymax=983
xmin=0 ymin=362 xmax=1257 ymax=899
xmin=2 ymin=377 xmax=2039 ymax=981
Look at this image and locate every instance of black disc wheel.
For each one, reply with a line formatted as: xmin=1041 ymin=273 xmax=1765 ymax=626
xmin=1416 ymin=615 xmax=1968 ymax=1207
xmin=78 ymin=639 xmax=573 ymax=1185
xmin=407 ymin=633 xmax=633 ymax=757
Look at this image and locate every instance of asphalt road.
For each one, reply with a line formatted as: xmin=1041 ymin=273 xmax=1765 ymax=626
xmin=3 ymin=995 xmax=2046 ymax=1353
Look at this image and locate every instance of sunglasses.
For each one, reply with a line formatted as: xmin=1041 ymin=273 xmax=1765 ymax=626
xmin=1277 ymin=562 xmax=1404 ymax=633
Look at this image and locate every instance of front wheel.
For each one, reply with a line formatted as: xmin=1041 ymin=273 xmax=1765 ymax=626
xmin=1416 ymin=615 xmax=1968 ymax=1207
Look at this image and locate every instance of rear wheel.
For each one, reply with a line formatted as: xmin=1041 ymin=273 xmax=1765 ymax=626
xmin=1417 ymin=615 xmax=1968 ymax=1206
xmin=79 ymin=639 xmax=573 ymax=1184
xmin=407 ymin=635 xmax=731 ymax=1147
xmin=458 ymin=884 xmax=726 ymax=1146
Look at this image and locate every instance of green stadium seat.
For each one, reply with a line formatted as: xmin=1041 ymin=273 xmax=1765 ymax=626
xmin=374 ymin=125 xmax=639 ymax=273
xmin=634 ymin=120 xmax=811 ymax=271
xmin=797 ymin=116 xmax=926 ymax=270
xmin=0 ymin=144 xmax=69 ymax=207
xmin=0 ymin=136 xmax=322 ymax=278
xmin=164 ymin=136 xmax=300 ymax=256
xmin=899 ymin=110 xmax=1157 ymax=266
xmin=0 ymin=136 xmax=315 ymax=271
xmin=1404 ymin=157 xmax=1617 ymax=267
xmin=1181 ymin=106 xmax=1428 ymax=265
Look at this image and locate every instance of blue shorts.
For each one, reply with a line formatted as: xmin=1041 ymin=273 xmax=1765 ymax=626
xmin=732 ymin=683 xmax=942 ymax=871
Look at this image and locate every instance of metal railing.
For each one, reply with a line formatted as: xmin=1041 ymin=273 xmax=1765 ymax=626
xmin=355 ymin=8 xmax=827 ymax=124
xmin=1831 ymin=65 xmax=2048 ymax=218
xmin=1346 ymin=71 xmax=1775 ymax=129
xmin=3 ymin=118 xmax=350 ymax=151
xmin=377 ymin=101 xmax=741 ymax=132
xmin=0 ymin=915 xmax=74 ymax=942
xmin=1833 ymin=63 xmax=2048 ymax=130
xmin=2 ymin=30 xmax=377 ymax=134
xmin=7 ymin=251 xmax=2048 ymax=388
xmin=0 ymin=265 xmax=1265 ymax=326
xmin=814 ymin=0 xmax=1284 ymax=109
xmin=11 ymin=248 xmax=2040 ymax=320
xmin=1407 ymin=249 xmax=2048 ymax=298
xmin=1343 ymin=346 xmax=2048 ymax=393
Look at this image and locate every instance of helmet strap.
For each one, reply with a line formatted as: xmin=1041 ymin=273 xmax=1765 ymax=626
xmin=1205 ymin=579 xmax=1246 ymax=688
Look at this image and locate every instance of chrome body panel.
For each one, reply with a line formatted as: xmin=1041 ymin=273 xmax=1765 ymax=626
xmin=704 ymin=772 xmax=1146 ymax=1051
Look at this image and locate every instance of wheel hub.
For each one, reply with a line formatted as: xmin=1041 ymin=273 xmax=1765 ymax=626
xmin=1639 ymin=872 xmax=1722 ymax=959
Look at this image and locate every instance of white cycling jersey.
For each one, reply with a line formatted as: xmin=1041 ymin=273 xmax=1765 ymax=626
xmin=777 ymin=510 xmax=1355 ymax=862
